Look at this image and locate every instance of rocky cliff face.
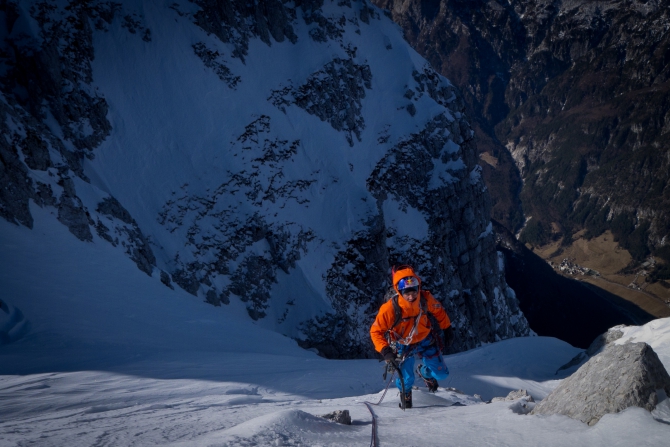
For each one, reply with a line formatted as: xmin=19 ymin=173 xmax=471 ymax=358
xmin=0 ymin=0 xmax=531 ymax=358
xmin=373 ymin=0 xmax=670 ymax=267
xmin=0 ymin=0 xmax=155 ymax=272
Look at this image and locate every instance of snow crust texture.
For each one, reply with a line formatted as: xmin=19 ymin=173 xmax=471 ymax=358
xmin=0 ymin=0 xmax=530 ymax=357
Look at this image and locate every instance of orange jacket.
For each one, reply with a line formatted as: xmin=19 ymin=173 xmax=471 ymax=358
xmin=370 ymin=289 xmax=451 ymax=353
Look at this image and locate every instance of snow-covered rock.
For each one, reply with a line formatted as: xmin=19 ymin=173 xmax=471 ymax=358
xmin=532 ymin=342 xmax=670 ymax=425
xmin=319 ymin=409 xmax=352 ymax=425
xmin=0 ymin=0 xmax=531 ymax=357
xmin=491 ymin=389 xmax=534 ymax=403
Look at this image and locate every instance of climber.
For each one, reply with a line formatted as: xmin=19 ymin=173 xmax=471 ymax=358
xmin=370 ymin=265 xmax=455 ymax=409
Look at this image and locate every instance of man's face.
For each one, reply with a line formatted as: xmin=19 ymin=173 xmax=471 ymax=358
xmin=398 ymin=276 xmax=420 ymax=302
xmin=400 ymin=286 xmax=419 ymax=302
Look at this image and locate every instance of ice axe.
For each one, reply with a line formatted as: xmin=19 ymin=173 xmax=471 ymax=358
xmin=383 ymin=359 xmax=407 ymax=411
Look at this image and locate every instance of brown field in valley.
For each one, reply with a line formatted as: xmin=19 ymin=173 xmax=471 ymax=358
xmin=531 ymin=231 xmax=670 ymax=319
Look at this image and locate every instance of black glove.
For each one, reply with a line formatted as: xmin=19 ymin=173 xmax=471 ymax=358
xmin=443 ymin=326 xmax=455 ymax=347
xmin=381 ymin=346 xmax=398 ymax=369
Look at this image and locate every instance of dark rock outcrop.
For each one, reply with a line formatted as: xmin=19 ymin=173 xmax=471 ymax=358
xmin=0 ymin=101 xmax=36 ymax=229
xmin=192 ymin=42 xmax=241 ymax=89
xmin=190 ymin=0 xmax=298 ymax=61
xmin=0 ymin=1 xmax=156 ymax=274
xmin=96 ymin=197 xmax=156 ymax=276
xmin=269 ymin=58 xmax=372 ymax=146
xmin=57 ymin=176 xmax=93 ymax=242
xmin=532 ymin=342 xmax=670 ymax=425
xmin=157 ymin=115 xmax=316 ymax=318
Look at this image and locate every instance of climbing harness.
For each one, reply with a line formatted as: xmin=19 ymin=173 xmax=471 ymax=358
xmin=389 ymin=307 xmax=424 ymax=347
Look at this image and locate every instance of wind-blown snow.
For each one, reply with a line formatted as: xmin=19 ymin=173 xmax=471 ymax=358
xmin=2 ymin=209 xmax=669 ymax=446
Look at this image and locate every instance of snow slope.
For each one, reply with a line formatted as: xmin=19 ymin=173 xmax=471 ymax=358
xmin=1 ymin=208 xmax=669 ymax=446
xmin=0 ymin=0 xmax=531 ymax=358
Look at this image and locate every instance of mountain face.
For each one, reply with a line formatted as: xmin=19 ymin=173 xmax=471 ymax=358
xmin=0 ymin=0 xmax=531 ymax=358
xmin=373 ymin=0 xmax=670 ymax=265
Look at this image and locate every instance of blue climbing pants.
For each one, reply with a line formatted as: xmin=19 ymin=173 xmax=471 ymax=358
xmin=395 ymin=334 xmax=449 ymax=391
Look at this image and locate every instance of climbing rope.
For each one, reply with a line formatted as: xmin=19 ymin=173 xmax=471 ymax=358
xmin=361 ymin=366 xmax=401 ymax=447
xmin=361 ymin=401 xmax=379 ymax=447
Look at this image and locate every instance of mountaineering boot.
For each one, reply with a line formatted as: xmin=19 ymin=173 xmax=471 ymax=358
xmin=417 ymin=365 xmax=439 ymax=392
xmin=399 ymin=391 xmax=412 ymax=409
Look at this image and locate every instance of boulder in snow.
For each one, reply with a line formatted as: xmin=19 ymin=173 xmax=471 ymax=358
xmin=319 ymin=409 xmax=351 ymax=425
xmin=532 ymin=342 xmax=670 ymax=425
xmin=491 ymin=389 xmax=535 ymax=403
xmin=492 ymin=389 xmax=536 ymax=415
